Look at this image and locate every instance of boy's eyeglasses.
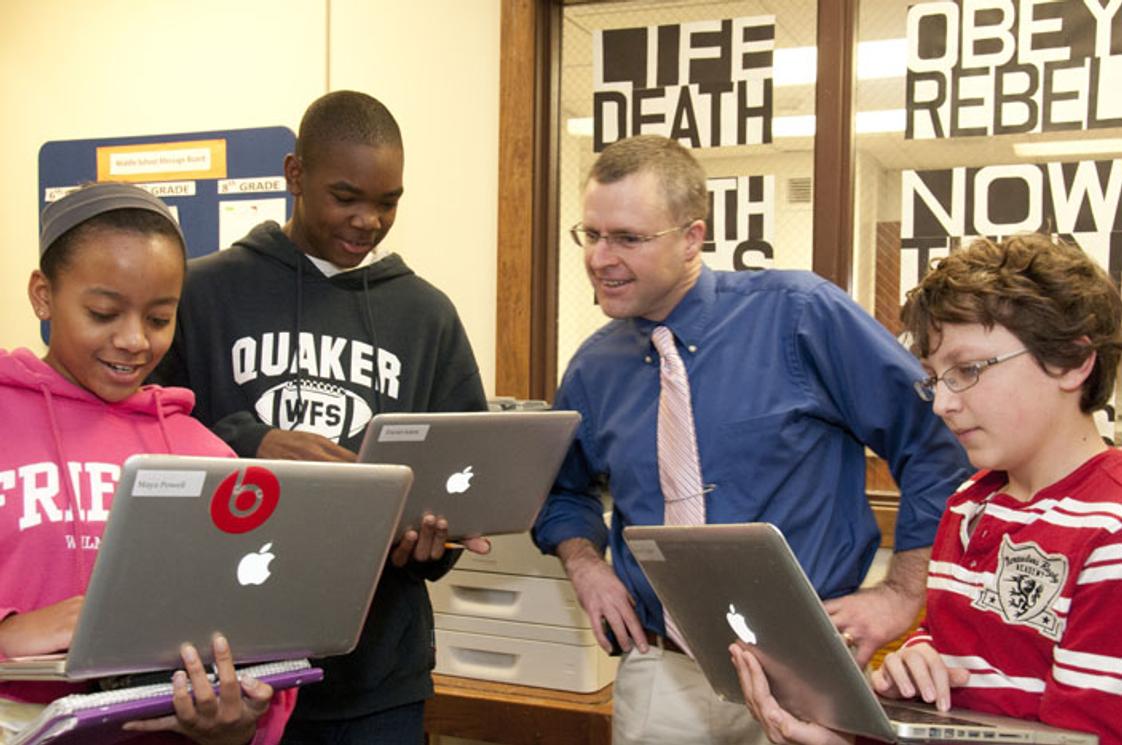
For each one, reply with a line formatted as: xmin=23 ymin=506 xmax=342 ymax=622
xmin=914 ymin=348 xmax=1030 ymax=402
xmin=569 ymin=223 xmax=691 ymax=250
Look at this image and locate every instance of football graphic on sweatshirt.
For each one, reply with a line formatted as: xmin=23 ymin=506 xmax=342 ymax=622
xmin=254 ymin=379 xmax=373 ymax=442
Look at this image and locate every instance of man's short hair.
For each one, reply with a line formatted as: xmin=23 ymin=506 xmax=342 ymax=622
xmin=587 ymin=135 xmax=709 ymax=223
xmin=902 ymin=233 xmax=1122 ymax=413
xmin=295 ymin=90 xmax=402 ymax=168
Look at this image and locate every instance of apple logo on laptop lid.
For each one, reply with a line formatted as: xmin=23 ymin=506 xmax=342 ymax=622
xmin=237 ymin=542 xmax=276 ymax=586
xmin=445 ymin=466 xmax=474 ymax=494
xmin=727 ymin=603 xmax=757 ymax=645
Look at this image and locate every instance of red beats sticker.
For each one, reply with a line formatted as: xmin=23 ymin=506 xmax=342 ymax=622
xmin=210 ymin=466 xmax=280 ymax=534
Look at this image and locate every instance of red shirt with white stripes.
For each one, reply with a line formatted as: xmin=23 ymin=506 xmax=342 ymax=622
xmin=904 ymin=448 xmax=1122 ymax=743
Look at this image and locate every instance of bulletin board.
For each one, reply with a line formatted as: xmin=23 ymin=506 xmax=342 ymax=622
xmin=38 ymin=126 xmax=296 ymax=260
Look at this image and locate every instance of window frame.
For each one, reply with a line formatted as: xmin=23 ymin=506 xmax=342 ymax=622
xmin=495 ymin=0 xmax=859 ymax=401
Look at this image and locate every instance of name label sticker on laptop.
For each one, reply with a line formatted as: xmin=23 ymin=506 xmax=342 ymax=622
xmin=628 ymin=539 xmax=665 ymax=562
xmin=132 ymin=470 xmax=207 ymax=498
xmin=378 ymin=424 xmax=431 ymax=442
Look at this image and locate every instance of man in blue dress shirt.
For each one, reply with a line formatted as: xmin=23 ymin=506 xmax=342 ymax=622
xmin=531 ymin=135 xmax=970 ymax=744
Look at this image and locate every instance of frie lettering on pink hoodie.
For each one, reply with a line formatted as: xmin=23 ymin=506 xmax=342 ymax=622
xmin=0 ymin=348 xmax=295 ymax=744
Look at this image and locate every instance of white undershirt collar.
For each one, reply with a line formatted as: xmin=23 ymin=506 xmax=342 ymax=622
xmin=304 ymin=245 xmax=393 ymax=277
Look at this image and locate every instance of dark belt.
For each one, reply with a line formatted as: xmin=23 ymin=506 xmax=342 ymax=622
xmin=644 ymin=630 xmax=688 ymax=655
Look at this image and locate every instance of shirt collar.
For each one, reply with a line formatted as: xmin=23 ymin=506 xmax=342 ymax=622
xmin=304 ymin=246 xmax=393 ymax=277
xmin=632 ymin=264 xmax=716 ymax=350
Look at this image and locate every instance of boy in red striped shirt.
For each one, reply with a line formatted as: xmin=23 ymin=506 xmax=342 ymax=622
xmin=734 ymin=234 xmax=1122 ymax=744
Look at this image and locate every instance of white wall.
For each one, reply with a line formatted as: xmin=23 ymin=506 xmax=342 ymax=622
xmin=329 ymin=0 xmax=500 ymax=394
xmin=0 ymin=0 xmax=500 ymax=393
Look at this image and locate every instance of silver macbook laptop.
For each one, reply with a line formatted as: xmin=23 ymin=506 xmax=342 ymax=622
xmin=623 ymin=523 xmax=1097 ymax=745
xmin=356 ymin=411 xmax=580 ymax=541
xmin=0 ymin=454 xmax=412 ymax=681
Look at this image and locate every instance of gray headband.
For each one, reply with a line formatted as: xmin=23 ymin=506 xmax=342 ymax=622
xmin=39 ymin=182 xmax=186 ymax=258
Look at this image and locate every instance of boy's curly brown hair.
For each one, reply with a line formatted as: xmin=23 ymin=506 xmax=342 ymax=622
xmin=901 ymin=234 xmax=1122 ymax=413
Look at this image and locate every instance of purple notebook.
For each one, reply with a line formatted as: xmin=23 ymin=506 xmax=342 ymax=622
xmin=9 ymin=659 xmax=322 ymax=745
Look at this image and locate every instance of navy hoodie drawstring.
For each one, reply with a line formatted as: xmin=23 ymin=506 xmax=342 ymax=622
xmin=288 ymin=258 xmax=305 ymax=427
xmin=37 ymin=383 xmax=88 ymax=583
xmin=362 ymin=271 xmax=382 ymax=416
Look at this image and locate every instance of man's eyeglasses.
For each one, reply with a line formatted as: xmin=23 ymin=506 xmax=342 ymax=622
xmin=569 ymin=222 xmax=692 ymax=250
xmin=913 ymin=348 xmax=1030 ymax=402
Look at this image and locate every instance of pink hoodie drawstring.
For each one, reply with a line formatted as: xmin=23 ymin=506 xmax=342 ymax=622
xmin=152 ymin=387 xmax=175 ymax=454
xmin=36 ymin=383 xmax=88 ymax=584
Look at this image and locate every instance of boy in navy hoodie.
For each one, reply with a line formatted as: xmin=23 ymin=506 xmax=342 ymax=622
xmin=156 ymin=91 xmax=489 ymax=745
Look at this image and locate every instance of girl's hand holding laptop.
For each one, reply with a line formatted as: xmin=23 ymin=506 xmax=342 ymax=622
xmin=122 ymin=633 xmax=273 ymax=745
xmin=1 ymin=601 xmax=275 ymax=745
xmin=0 ymin=597 xmax=83 ymax=659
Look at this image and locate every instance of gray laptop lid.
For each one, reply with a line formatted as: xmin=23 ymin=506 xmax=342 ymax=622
xmin=356 ymin=411 xmax=580 ymax=541
xmin=623 ymin=523 xmax=1097 ymax=745
xmin=623 ymin=523 xmax=895 ymax=740
xmin=27 ymin=454 xmax=410 ymax=680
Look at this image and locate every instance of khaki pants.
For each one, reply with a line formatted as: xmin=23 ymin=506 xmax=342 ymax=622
xmin=612 ymin=645 xmax=769 ymax=745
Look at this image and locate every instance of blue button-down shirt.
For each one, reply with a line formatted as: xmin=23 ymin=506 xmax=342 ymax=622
xmin=532 ymin=266 xmax=971 ymax=636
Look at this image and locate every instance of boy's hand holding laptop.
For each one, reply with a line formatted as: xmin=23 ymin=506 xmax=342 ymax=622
xmin=731 ymin=641 xmax=850 ymax=745
xmin=625 ymin=523 xmax=1098 ymax=744
xmin=257 ymin=428 xmax=358 ymax=463
xmin=732 ymin=639 xmax=973 ymax=745
xmin=389 ymin=512 xmax=492 ymax=567
xmin=870 ymin=643 xmax=970 ymax=715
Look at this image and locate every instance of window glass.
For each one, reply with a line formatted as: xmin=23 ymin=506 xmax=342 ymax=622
xmin=557 ymin=1 xmax=818 ymax=379
xmin=854 ymin=0 xmax=1122 ymax=434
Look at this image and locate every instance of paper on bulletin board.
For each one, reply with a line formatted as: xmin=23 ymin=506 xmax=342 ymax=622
xmin=218 ymin=198 xmax=286 ymax=250
xmin=97 ymin=139 xmax=228 ymax=183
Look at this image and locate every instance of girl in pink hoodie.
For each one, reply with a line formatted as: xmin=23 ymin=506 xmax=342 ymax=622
xmin=0 ymin=183 xmax=295 ymax=745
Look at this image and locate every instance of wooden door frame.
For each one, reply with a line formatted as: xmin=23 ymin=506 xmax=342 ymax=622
xmin=495 ymin=0 xmax=560 ymax=401
xmin=812 ymin=0 xmax=858 ymax=291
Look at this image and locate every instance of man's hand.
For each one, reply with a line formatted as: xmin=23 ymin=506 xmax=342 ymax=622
xmin=0 ymin=596 xmax=83 ymax=658
xmin=257 ymin=430 xmax=356 ymax=462
xmin=557 ymin=538 xmax=648 ymax=655
xmin=871 ymin=642 xmax=969 ymax=712
xmin=123 ymin=634 xmax=273 ymax=745
xmin=730 ymin=641 xmax=853 ymax=745
xmin=822 ymin=547 xmax=929 ymax=666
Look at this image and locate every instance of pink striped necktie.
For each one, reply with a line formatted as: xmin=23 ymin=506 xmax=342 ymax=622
xmin=651 ymin=325 xmax=704 ymax=654
xmin=652 ymin=326 xmax=705 ymax=524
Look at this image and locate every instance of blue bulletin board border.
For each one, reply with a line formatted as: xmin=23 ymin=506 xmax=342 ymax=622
xmin=38 ymin=126 xmax=296 ymax=260
xmin=37 ymin=126 xmax=295 ymax=343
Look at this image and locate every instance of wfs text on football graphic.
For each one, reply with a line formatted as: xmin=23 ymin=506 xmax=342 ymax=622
xmin=229 ymin=332 xmax=401 ymax=441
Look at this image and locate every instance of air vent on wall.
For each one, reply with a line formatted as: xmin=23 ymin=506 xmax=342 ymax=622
xmin=786 ymin=176 xmax=813 ymax=205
